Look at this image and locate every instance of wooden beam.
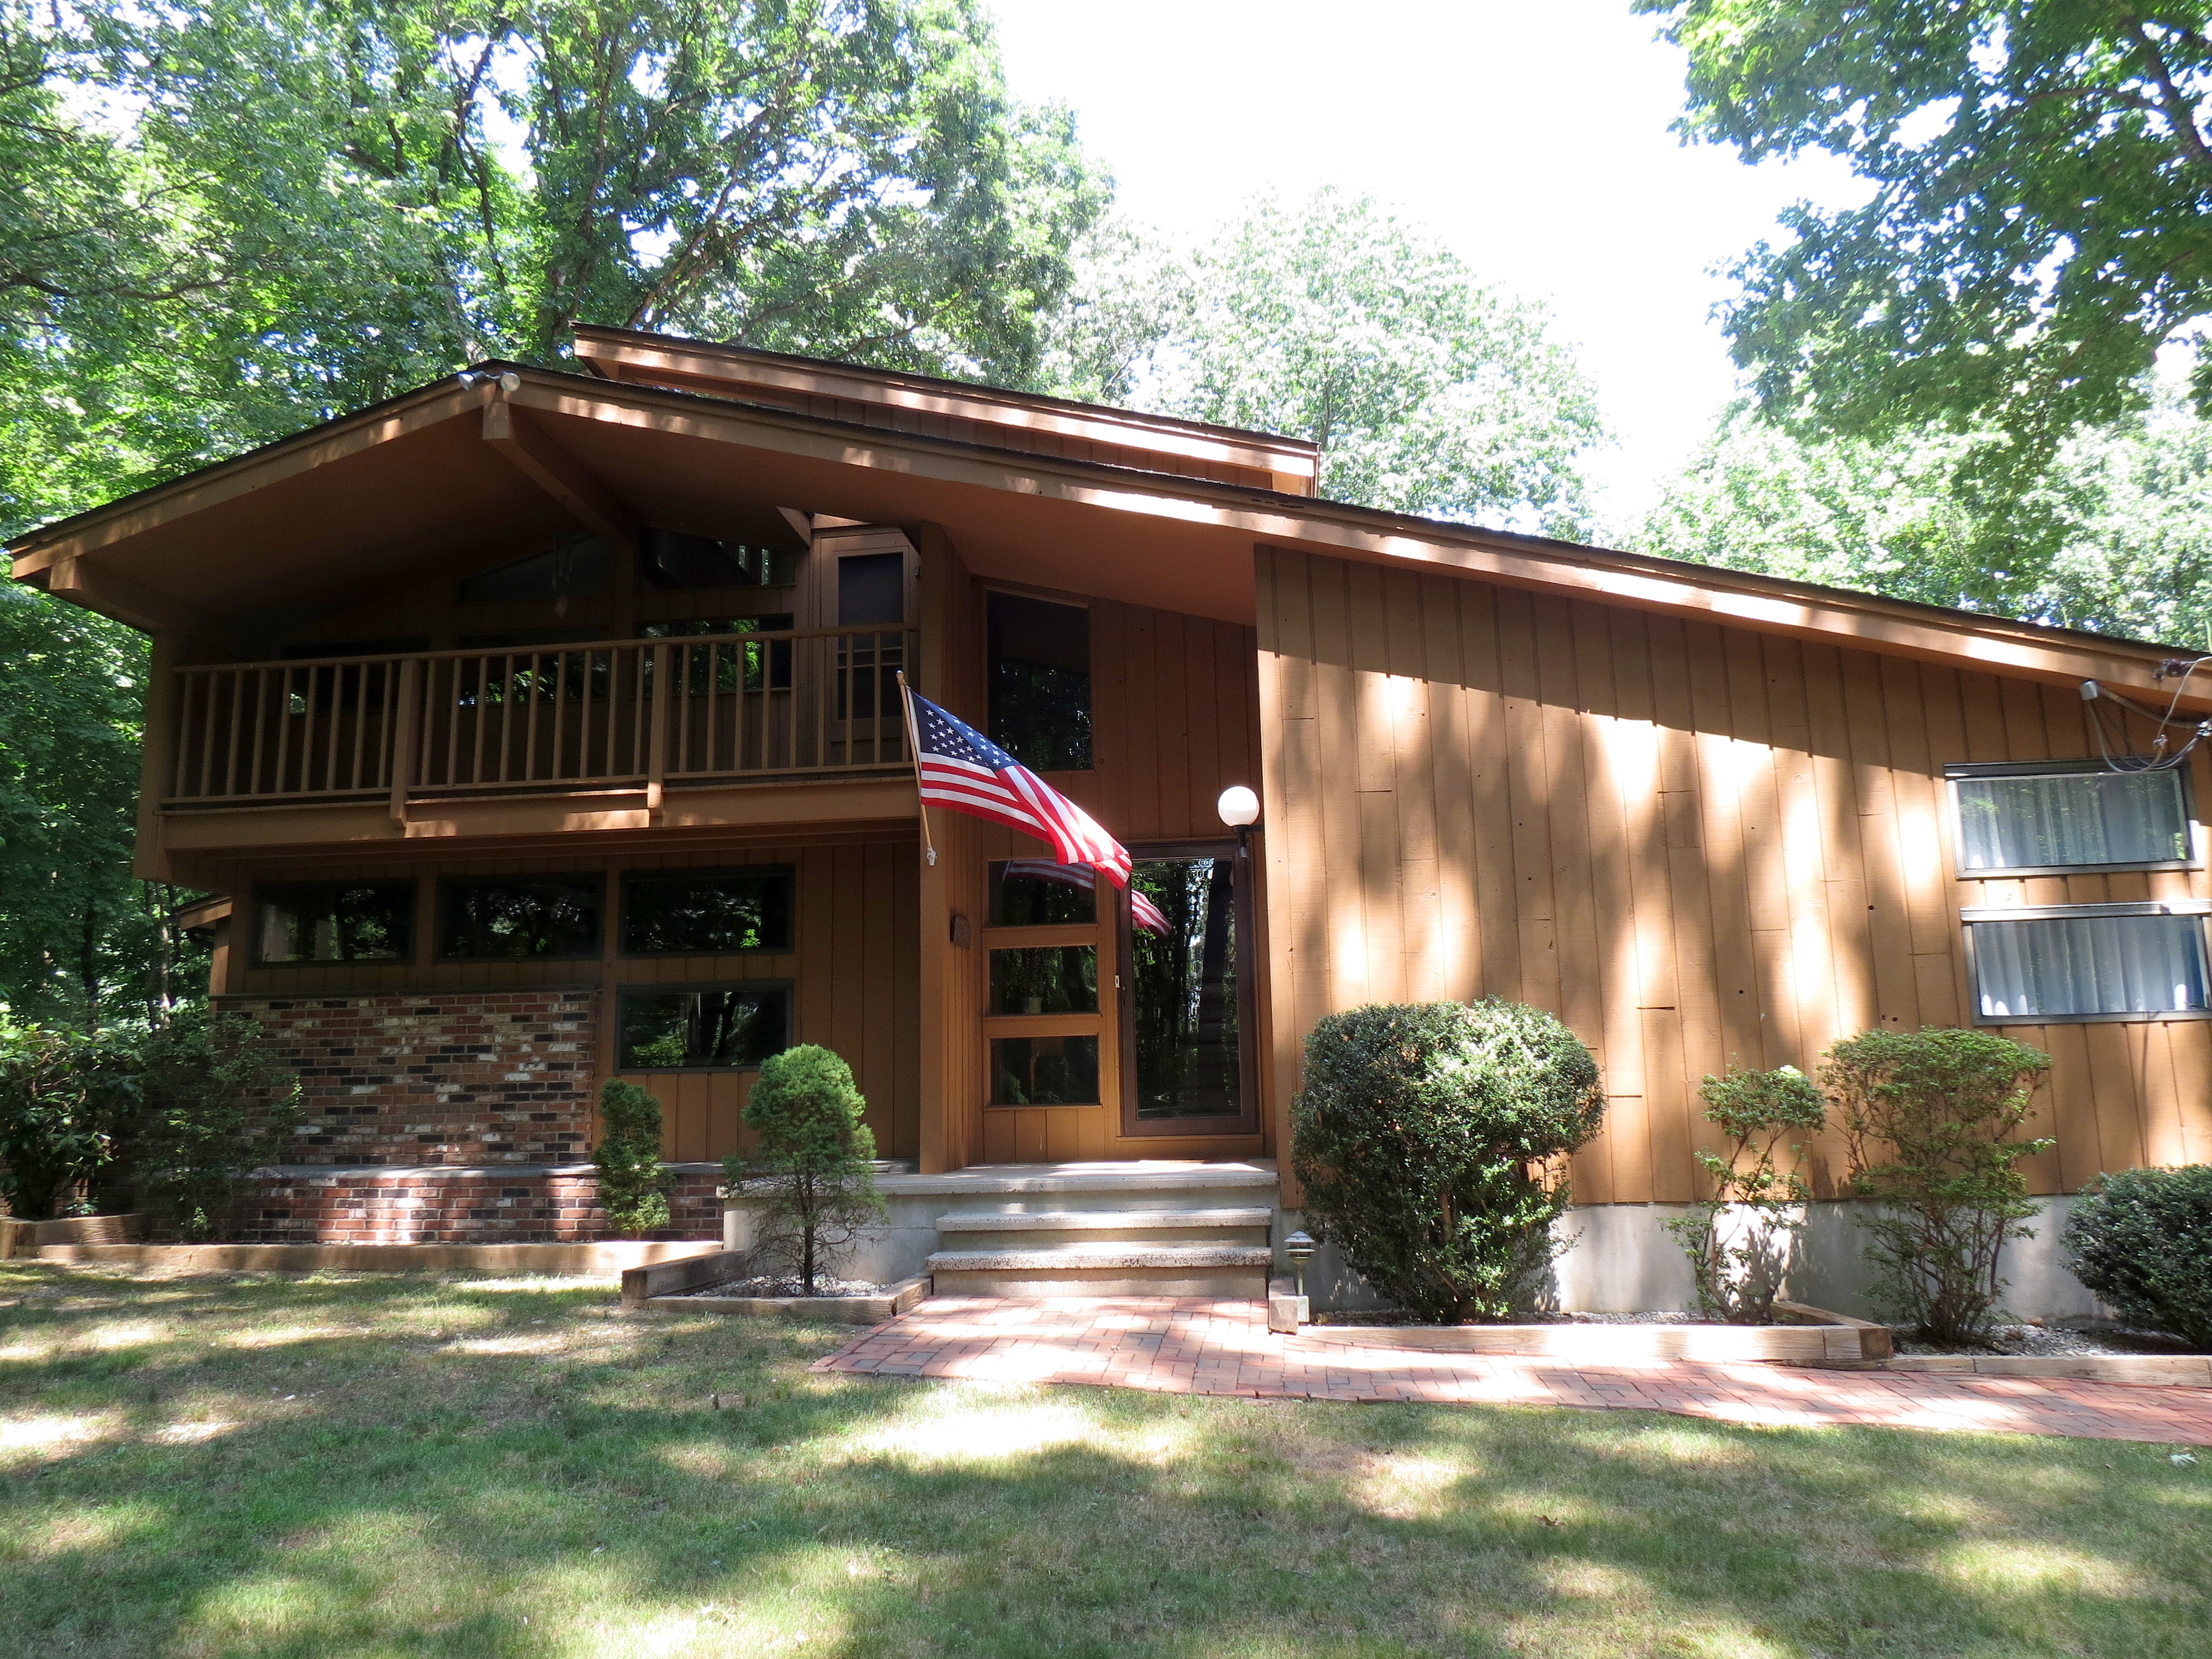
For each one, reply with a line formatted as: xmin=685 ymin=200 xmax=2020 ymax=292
xmin=44 ymin=554 xmax=192 ymax=633
xmin=481 ymin=396 xmax=639 ymax=555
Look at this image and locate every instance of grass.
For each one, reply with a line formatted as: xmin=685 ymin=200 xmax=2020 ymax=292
xmin=1 ymin=1264 xmax=2206 ymax=1659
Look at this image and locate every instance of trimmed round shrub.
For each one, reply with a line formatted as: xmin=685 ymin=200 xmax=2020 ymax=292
xmin=2062 ymin=1166 xmax=2212 ymax=1350
xmin=1291 ymin=999 xmax=1603 ymax=1323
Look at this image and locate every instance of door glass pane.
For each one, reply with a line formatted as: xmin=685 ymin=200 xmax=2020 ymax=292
xmin=990 ymin=947 xmax=1098 ymax=1015
xmin=988 ymin=860 xmax=1097 ymax=926
xmin=1130 ymin=856 xmax=1240 ymax=1119
xmin=990 ymin=1035 xmax=1099 ymax=1105
xmin=1955 ymin=770 xmax=2190 ymax=870
xmin=1970 ymin=915 xmax=2209 ymax=1017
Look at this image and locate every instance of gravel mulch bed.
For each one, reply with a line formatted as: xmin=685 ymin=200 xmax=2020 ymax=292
xmin=1892 ymin=1322 xmax=2200 ymax=1358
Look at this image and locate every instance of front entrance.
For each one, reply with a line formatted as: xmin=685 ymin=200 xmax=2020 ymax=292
xmin=1118 ymin=842 xmax=1259 ymax=1136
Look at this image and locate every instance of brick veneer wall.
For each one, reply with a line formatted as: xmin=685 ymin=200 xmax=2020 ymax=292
xmin=236 ymin=1166 xmax=724 ymax=1245
xmin=221 ymin=988 xmax=598 ymax=1167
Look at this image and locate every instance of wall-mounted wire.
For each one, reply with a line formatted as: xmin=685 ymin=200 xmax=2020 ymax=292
xmin=2083 ymin=656 xmax=2212 ymax=772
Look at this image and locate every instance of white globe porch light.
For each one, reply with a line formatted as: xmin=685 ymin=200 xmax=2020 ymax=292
xmin=1216 ymin=785 xmax=1260 ymax=829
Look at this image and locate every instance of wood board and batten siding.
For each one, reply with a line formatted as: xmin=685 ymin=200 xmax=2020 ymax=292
xmin=1254 ymin=544 xmax=2212 ymax=1207
xmin=228 ymin=841 xmax=919 ymax=1165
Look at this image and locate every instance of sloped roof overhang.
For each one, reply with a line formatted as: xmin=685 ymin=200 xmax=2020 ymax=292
xmin=9 ymin=361 xmax=2204 ymax=711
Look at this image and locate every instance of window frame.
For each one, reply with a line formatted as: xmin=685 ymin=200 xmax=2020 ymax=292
xmin=619 ymin=865 xmax=796 ymax=957
xmin=251 ymin=879 xmax=419 ymax=967
xmin=1944 ymin=758 xmax=2200 ymax=878
xmin=434 ymin=873 xmax=605 ymax=962
xmin=615 ymin=979 xmax=794 ymax=1072
xmin=1960 ymin=899 xmax=2212 ymax=1025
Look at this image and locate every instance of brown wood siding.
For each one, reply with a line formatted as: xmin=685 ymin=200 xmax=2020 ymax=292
xmin=226 ymin=839 xmax=918 ymax=1164
xmin=1256 ymin=545 xmax=2212 ymax=1204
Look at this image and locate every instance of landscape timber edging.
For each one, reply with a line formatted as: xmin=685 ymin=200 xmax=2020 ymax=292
xmin=33 ymin=1240 xmax=722 ymax=1275
xmin=647 ymin=1273 xmax=933 ymax=1325
xmin=1295 ymin=1314 xmax=1889 ymax=1366
xmin=1877 ymin=1353 xmax=2212 ymax=1387
xmin=2 ymin=1213 xmax=142 ymax=1256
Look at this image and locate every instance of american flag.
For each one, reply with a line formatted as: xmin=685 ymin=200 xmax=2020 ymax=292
xmin=904 ymin=687 xmax=1133 ymax=888
xmin=1004 ymin=858 xmax=1171 ymax=936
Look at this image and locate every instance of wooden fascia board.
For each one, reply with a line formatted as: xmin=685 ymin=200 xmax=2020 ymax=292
xmin=509 ymin=378 xmax=2199 ymax=708
xmin=570 ymin=332 xmax=1319 ymax=481
xmin=8 ymin=382 xmax=480 ymax=580
xmin=43 ymin=554 xmax=193 ymax=633
xmin=481 ymin=396 xmax=640 ymax=554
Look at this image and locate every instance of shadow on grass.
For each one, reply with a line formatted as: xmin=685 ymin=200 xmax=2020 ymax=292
xmin=1 ymin=1264 xmax=2206 ymax=1658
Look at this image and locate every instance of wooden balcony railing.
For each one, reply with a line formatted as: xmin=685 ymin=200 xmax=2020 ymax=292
xmin=164 ymin=628 xmax=918 ymax=807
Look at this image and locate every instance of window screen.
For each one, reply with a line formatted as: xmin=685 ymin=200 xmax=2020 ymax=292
xmin=437 ymin=876 xmax=601 ymax=959
xmin=837 ymin=552 xmax=906 ymax=625
xmin=623 ymin=870 xmax=793 ymax=954
xmin=1969 ymin=912 xmax=2210 ymax=1020
xmin=1954 ymin=768 xmax=2192 ymax=872
xmin=619 ymin=984 xmax=790 ymax=1068
xmin=988 ymin=592 xmax=1091 ymax=771
xmin=255 ymin=881 xmax=415 ymax=963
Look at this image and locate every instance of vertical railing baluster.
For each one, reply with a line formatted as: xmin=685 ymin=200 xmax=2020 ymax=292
xmin=550 ymin=650 xmax=570 ymax=780
xmin=388 ymin=657 xmax=420 ymax=821
xmin=497 ymin=654 xmax=516 ymax=783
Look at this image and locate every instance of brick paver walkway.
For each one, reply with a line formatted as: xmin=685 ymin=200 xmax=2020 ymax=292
xmin=813 ymin=1296 xmax=2212 ymax=1445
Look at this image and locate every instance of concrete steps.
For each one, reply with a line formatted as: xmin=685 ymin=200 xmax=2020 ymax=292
xmin=927 ymin=1203 xmax=1275 ymax=1297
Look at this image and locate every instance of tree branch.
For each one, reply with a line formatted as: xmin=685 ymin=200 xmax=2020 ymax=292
xmin=2124 ymin=15 xmax=2212 ymax=176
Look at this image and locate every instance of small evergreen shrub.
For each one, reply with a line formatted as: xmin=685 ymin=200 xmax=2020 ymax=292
xmin=126 ymin=1008 xmax=301 ymax=1240
xmin=593 ymin=1080 xmax=675 ymax=1237
xmin=1290 ymin=999 xmax=1603 ymax=1323
xmin=1665 ymin=1064 xmax=1825 ymax=1324
xmin=2062 ymin=1166 xmax=2212 ymax=1350
xmin=0 ymin=1021 xmax=133 ymax=1220
xmin=731 ymin=1045 xmax=886 ymax=1295
xmin=1823 ymin=1027 xmax=2054 ymax=1346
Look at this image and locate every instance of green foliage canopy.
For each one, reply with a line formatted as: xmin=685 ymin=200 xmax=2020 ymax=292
xmin=1291 ymin=999 xmax=1604 ymax=1323
xmin=1642 ymin=1 xmax=2212 ymax=492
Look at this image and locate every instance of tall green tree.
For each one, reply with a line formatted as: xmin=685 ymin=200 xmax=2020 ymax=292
xmin=1047 ymin=195 xmax=1606 ymax=531
xmin=3 ymin=0 xmax=1107 ymax=536
xmin=1641 ymin=1 xmax=2212 ymax=493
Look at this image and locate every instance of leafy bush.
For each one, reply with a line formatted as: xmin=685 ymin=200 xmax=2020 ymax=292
xmin=2062 ymin=1166 xmax=2212 ymax=1350
xmin=1665 ymin=1064 xmax=1826 ymax=1324
xmin=0 ymin=1020 xmax=134 ymax=1220
xmin=1823 ymin=1028 xmax=2054 ymax=1346
xmin=123 ymin=1008 xmax=300 ymax=1239
xmin=1290 ymin=1000 xmax=1604 ymax=1323
xmin=730 ymin=1045 xmax=885 ymax=1296
xmin=593 ymin=1080 xmax=675 ymax=1237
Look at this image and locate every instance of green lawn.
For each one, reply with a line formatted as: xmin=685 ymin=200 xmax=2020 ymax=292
xmin=1 ymin=1264 xmax=2205 ymax=1658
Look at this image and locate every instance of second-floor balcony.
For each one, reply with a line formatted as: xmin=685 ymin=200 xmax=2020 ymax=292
xmin=164 ymin=627 xmax=918 ymax=810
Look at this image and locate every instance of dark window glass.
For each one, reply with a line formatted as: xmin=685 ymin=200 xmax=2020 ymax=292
xmin=989 ymin=1035 xmax=1099 ymax=1105
xmin=1129 ymin=856 xmax=1241 ymax=1119
xmin=255 ymin=882 xmax=415 ymax=963
xmin=838 ymin=552 xmax=906 ymax=625
xmin=437 ymin=876 xmax=601 ymax=958
xmin=988 ymin=592 xmax=1091 ymax=771
xmin=988 ymin=860 xmax=1097 ymax=926
xmin=620 ymin=985 xmax=789 ymax=1068
xmin=457 ymin=538 xmax=613 ymax=604
xmin=624 ymin=870 xmax=793 ymax=954
xmin=990 ymin=947 xmax=1098 ymax=1015
xmin=639 ymin=529 xmax=801 ymax=591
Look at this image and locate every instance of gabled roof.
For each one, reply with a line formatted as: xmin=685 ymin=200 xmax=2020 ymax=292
xmin=7 ymin=336 xmax=2204 ymax=711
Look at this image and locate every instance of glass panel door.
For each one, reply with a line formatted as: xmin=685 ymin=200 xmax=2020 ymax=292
xmin=1121 ymin=849 xmax=1255 ymax=1133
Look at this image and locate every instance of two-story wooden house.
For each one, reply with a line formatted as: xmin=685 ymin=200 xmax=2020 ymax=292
xmin=13 ymin=325 xmax=2211 ymax=1312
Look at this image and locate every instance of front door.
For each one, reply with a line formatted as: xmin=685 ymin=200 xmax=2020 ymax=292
xmin=1118 ymin=841 xmax=1259 ymax=1135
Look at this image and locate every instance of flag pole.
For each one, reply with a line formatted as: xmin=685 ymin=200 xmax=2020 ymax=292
xmin=895 ymin=670 xmax=937 ymax=867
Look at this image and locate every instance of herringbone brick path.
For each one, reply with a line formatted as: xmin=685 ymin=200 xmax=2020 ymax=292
xmin=814 ymin=1296 xmax=2212 ymax=1445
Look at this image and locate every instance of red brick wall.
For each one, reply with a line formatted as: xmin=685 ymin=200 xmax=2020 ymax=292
xmin=237 ymin=1167 xmax=724 ymax=1244
xmin=222 ymin=989 xmax=598 ymax=1166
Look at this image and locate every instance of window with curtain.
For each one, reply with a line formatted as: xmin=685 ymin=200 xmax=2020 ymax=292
xmin=1951 ymin=765 xmax=2192 ymax=873
xmin=1967 ymin=910 xmax=2211 ymax=1021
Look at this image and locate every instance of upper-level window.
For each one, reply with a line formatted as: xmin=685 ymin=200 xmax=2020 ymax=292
xmin=988 ymin=592 xmax=1091 ymax=772
xmin=988 ymin=859 xmax=1098 ymax=926
xmin=640 ymin=529 xmax=800 ymax=591
xmin=623 ymin=869 xmax=793 ymax=954
xmin=255 ymin=881 xmax=414 ymax=964
xmin=457 ymin=537 xmax=613 ymax=605
xmin=1949 ymin=761 xmax=2194 ymax=874
xmin=1964 ymin=903 xmax=2211 ymax=1022
xmin=437 ymin=875 xmax=601 ymax=959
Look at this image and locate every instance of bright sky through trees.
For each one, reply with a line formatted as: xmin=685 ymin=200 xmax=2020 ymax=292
xmin=985 ymin=0 xmax=1869 ymax=524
